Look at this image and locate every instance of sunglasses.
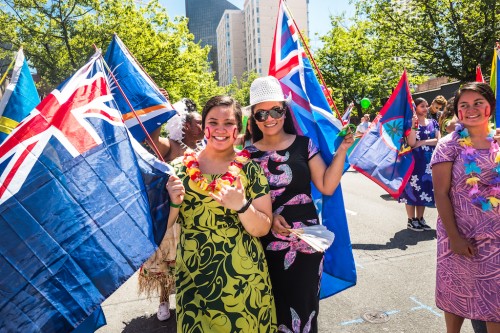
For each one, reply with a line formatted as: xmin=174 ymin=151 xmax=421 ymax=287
xmin=253 ymin=107 xmax=286 ymax=122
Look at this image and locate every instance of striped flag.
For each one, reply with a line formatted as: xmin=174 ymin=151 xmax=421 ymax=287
xmin=490 ymin=45 xmax=500 ymax=127
xmin=270 ymin=0 xmax=356 ymax=298
xmin=0 ymin=48 xmax=40 ymax=143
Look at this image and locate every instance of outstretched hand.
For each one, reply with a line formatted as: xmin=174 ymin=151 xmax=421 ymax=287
xmin=210 ymin=176 xmax=246 ymax=211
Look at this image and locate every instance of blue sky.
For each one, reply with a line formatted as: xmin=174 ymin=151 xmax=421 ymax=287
xmin=158 ymin=0 xmax=355 ymax=48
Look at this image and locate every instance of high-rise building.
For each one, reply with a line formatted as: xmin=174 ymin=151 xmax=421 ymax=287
xmin=217 ymin=10 xmax=246 ymax=86
xmin=216 ymin=0 xmax=308 ymax=86
xmin=185 ymin=0 xmax=240 ymax=75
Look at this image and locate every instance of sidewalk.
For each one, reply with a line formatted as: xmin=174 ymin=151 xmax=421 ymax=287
xmin=96 ymin=272 xmax=176 ymax=333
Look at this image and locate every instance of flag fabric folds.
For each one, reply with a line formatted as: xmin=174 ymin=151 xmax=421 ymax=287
xmin=270 ymin=0 xmax=356 ymax=298
xmin=349 ymin=70 xmax=415 ymax=198
xmin=0 ymin=48 xmax=40 ymax=143
xmin=491 ymin=46 xmax=500 ymax=127
xmin=104 ymin=34 xmax=176 ymax=142
xmin=0 ymin=52 xmax=171 ymax=332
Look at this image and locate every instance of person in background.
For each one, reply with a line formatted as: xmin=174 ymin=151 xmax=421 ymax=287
xmin=246 ymin=76 xmax=354 ymax=333
xmin=139 ymin=95 xmax=203 ymax=321
xmin=355 ymin=113 xmax=371 ymax=137
xmin=399 ymin=97 xmax=440 ymax=231
xmin=167 ymin=95 xmax=277 ymax=332
xmin=431 ymin=82 xmax=499 ymax=333
xmin=438 ymin=97 xmax=459 ymax=137
xmin=428 ymin=95 xmax=447 ymax=121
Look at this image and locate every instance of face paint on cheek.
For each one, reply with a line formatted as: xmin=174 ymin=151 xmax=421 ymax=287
xmin=204 ymin=127 xmax=211 ymax=139
xmin=458 ymin=110 xmax=464 ymax=121
xmin=485 ymin=108 xmax=490 ymax=117
xmin=232 ymin=128 xmax=238 ymax=140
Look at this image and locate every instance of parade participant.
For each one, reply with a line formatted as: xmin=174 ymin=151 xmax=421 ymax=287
xmin=246 ymin=76 xmax=354 ymax=333
xmin=355 ymin=114 xmax=371 ymax=137
xmin=431 ymin=82 xmax=500 ymax=333
xmin=438 ymin=97 xmax=458 ymax=137
xmin=428 ymin=95 xmax=447 ymax=121
xmin=399 ymin=97 xmax=440 ymax=231
xmin=138 ymin=97 xmax=204 ymax=321
xmin=148 ymin=97 xmax=204 ymax=161
xmin=167 ymin=95 xmax=277 ymax=332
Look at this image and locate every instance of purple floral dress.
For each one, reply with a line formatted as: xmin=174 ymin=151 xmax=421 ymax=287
xmin=399 ymin=119 xmax=439 ymax=206
xmin=430 ymin=132 xmax=499 ymax=322
xmin=247 ymin=136 xmax=323 ymax=333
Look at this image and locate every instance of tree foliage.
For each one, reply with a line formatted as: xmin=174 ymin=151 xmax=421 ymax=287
xmin=224 ymin=71 xmax=260 ymax=107
xmin=316 ymin=15 xmax=426 ymax=117
xmin=0 ymin=0 xmax=223 ymax=105
xmin=357 ymin=0 xmax=499 ymax=82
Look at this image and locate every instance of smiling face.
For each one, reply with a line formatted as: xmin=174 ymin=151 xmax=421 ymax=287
xmin=456 ymin=90 xmax=491 ymax=127
xmin=252 ymin=101 xmax=286 ymax=137
xmin=203 ymin=105 xmax=239 ymax=150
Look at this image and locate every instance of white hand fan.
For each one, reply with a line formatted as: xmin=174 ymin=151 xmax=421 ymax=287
xmin=289 ymin=225 xmax=335 ymax=252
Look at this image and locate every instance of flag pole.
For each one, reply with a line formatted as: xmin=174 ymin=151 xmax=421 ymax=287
xmin=282 ymin=0 xmax=342 ymax=121
xmin=94 ymin=46 xmax=166 ymax=162
xmin=0 ymin=52 xmax=17 ymax=88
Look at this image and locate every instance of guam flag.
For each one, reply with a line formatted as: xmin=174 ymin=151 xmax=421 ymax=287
xmin=104 ymin=34 xmax=176 ymax=142
xmin=270 ymin=0 xmax=356 ymax=298
xmin=0 ymin=52 xmax=171 ymax=332
xmin=0 ymin=48 xmax=40 ymax=143
xmin=349 ymin=70 xmax=415 ymax=198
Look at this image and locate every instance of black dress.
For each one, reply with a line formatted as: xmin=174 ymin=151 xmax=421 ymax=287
xmin=247 ymin=135 xmax=324 ymax=333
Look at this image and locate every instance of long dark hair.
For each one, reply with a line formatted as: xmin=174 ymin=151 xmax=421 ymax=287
xmin=249 ymin=102 xmax=296 ymax=142
xmin=201 ymin=95 xmax=242 ymax=132
xmin=414 ymin=97 xmax=428 ymax=108
xmin=453 ymin=82 xmax=496 ymax=117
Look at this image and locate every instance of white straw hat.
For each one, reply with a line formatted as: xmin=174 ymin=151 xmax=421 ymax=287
xmin=250 ymin=76 xmax=287 ymax=106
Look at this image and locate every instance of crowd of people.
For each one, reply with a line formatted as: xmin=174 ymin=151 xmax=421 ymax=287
xmin=141 ymin=79 xmax=498 ymax=333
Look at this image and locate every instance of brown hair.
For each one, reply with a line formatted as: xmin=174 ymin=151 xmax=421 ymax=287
xmin=201 ymin=95 xmax=242 ymax=132
xmin=433 ymin=95 xmax=447 ymax=106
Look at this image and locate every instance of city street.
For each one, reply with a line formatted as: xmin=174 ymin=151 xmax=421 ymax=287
xmin=97 ymin=169 xmax=476 ymax=333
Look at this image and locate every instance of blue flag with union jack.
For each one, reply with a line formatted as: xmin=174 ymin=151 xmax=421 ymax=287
xmin=104 ymin=34 xmax=176 ymax=142
xmin=349 ymin=70 xmax=415 ymax=198
xmin=0 ymin=52 xmax=171 ymax=332
xmin=270 ymin=0 xmax=356 ymax=298
xmin=0 ymin=48 xmax=40 ymax=143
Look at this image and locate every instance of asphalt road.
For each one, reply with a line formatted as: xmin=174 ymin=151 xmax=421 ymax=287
xmin=97 ymin=169 xmax=477 ymax=333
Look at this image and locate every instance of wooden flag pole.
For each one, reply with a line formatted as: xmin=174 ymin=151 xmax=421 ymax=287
xmin=282 ymin=0 xmax=342 ymax=121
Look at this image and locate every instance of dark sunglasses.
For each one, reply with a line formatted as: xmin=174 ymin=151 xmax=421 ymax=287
xmin=253 ymin=107 xmax=286 ymax=122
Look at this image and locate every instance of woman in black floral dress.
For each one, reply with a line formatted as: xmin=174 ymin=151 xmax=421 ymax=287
xmin=246 ymin=76 xmax=354 ymax=333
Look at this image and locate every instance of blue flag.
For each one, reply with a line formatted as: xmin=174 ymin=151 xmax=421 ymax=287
xmin=0 ymin=48 xmax=40 ymax=143
xmin=349 ymin=70 xmax=415 ymax=198
xmin=270 ymin=0 xmax=356 ymax=298
xmin=104 ymin=34 xmax=176 ymax=142
xmin=0 ymin=52 xmax=171 ymax=332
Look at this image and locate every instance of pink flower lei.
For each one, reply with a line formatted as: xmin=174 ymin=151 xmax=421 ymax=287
xmin=456 ymin=124 xmax=500 ymax=212
xmin=183 ymin=149 xmax=250 ymax=193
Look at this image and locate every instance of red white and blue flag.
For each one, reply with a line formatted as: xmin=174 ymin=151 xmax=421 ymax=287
xmin=0 ymin=52 xmax=171 ymax=332
xmin=270 ymin=0 xmax=356 ymax=298
xmin=349 ymin=70 xmax=415 ymax=198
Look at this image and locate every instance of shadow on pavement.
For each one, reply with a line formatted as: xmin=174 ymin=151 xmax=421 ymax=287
xmin=380 ymin=194 xmax=397 ymax=201
xmin=122 ymin=312 xmax=177 ymax=333
xmin=352 ymin=229 xmax=437 ymax=251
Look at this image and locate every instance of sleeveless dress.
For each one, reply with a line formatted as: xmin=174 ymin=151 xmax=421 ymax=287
xmin=399 ymin=119 xmax=439 ymax=206
xmin=171 ymin=158 xmax=277 ymax=333
xmin=247 ymin=136 xmax=324 ymax=333
xmin=430 ymin=132 xmax=499 ymax=322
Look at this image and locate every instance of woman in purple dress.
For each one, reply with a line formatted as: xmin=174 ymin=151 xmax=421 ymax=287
xmin=431 ymin=82 xmax=500 ymax=332
xmin=399 ymin=97 xmax=440 ymax=231
xmin=246 ymin=76 xmax=354 ymax=333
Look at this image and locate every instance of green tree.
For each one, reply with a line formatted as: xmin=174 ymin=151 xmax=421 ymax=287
xmin=224 ymin=71 xmax=260 ymax=106
xmin=0 ymin=0 xmax=222 ymax=104
xmin=357 ymin=0 xmax=499 ymax=82
xmin=316 ymin=15 xmax=426 ymax=117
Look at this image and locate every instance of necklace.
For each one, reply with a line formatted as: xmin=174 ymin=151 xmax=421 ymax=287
xmin=183 ymin=149 xmax=250 ymax=193
xmin=456 ymin=124 xmax=500 ymax=212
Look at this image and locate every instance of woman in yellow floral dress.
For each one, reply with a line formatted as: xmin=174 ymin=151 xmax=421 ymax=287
xmin=166 ymin=95 xmax=277 ymax=333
